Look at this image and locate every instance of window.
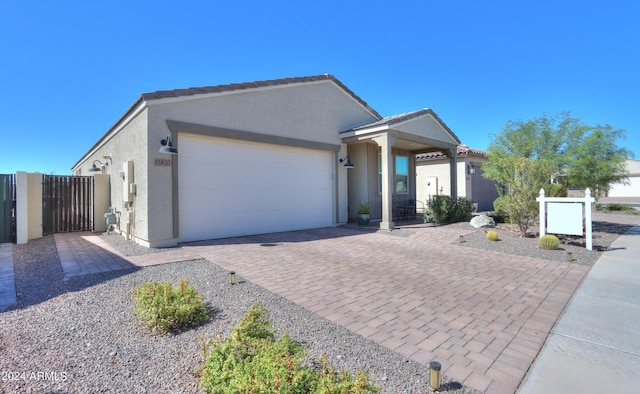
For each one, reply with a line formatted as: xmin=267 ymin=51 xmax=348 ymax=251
xmin=395 ymin=155 xmax=408 ymax=193
xmin=378 ymin=154 xmax=410 ymax=194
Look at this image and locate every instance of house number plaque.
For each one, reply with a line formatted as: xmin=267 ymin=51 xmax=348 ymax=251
xmin=154 ymin=158 xmax=172 ymax=166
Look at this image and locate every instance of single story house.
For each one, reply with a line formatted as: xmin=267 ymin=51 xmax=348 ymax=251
xmin=72 ymin=74 xmax=461 ymax=247
xmin=606 ymin=159 xmax=640 ymax=198
xmin=416 ymin=145 xmax=499 ymax=212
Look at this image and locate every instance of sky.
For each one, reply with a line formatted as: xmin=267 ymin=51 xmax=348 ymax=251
xmin=1 ymin=0 xmax=638 ymax=175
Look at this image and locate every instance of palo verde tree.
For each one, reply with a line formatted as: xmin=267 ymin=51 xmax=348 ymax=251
xmin=483 ymin=112 xmax=632 ymax=236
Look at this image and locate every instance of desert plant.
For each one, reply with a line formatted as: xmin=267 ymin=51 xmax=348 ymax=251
xmin=596 ymin=203 xmax=639 ymax=214
xmin=486 ymin=230 xmax=499 ymax=241
xmin=539 ymin=234 xmax=560 ymax=250
xmin=132 ymin=278 xmax=208 ymax=333
xmin=200 ymin=302 xmax=379 ymax=394
xmin=424 ymin=195 xmax=475 ymax=224
xmin=544 ymin=183 xmax=568 ymax=197
xmin=356 ymin=201 xmax=371 ymax=214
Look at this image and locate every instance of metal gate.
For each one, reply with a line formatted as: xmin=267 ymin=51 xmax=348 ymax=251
xmin=0 ymin=174 xmax=16 ymax=242
xmin=42 ymin=175 xmax=94 ymax=234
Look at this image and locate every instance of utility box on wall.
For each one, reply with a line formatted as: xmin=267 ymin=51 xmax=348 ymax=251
xmin=122 ymin=160 xmax=134 ymax=203
xmin=426 ymin=176 xmax=438 ymax=196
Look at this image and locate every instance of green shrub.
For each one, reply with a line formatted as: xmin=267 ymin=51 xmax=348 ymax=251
xmin=132 ymin=278 xmax=208 ymax=333
xmin=596 ymin=203 xmax=639 ymax=214
xmin=539 ymin=234 xmax=560 ymax=250
xmin=356 ymin=201 xmax=371 ymax=214
xmin=424 ymin=195 xmax=475 ymax=224
xmin=486 ymin=230 xmax=499 ymax=241
xmin=544 ymin=183 xmax=568 ymax=197
xmin=492 ymin=194 xmax=537 ymax=237
xmin=200 ymin=302 xmax=379 ymax=394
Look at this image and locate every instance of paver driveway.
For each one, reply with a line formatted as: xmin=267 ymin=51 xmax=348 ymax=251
xmin=183 ymin=223 xmax=589 ymax=393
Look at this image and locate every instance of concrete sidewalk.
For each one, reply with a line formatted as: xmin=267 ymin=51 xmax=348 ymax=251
xmin=518 ymin=224 xmax=640 ymax=393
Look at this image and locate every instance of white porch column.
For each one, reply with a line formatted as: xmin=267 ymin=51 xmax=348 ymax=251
xmin=373 ymin=134 xmax=396 ymax=231
xmin=448 ymin=148 xmax=458 ymax=199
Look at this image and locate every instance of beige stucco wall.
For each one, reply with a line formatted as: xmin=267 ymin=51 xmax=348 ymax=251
xmin=146 ymin=80 xmax=377 ymax=243
xmin=74 ymin=79 xmax=378 ymax=247
xmin=15 ymin=172 xmax=43 ymax=244
xmin=417 ymin=160 xmax=469 ymax=202
xmin=346 ymin=143 xmax=417 ymax=221
xmin=416 ymin=157 xmax=499 ymax=211
xmin=608 ymin=159 xmax=640 ymax=197
xmin=27 ymin=173 xmax=43 ymax=241
xmin=92 ymin=174 xmax=110 ymax=232
xmin=73 ymin=108 xmax=150 ymax=244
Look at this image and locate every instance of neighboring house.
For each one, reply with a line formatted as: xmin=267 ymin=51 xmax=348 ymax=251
xmin=416 ymin=145 xmax=499 ymax=212
xmin=606 ymin=159 xmax=640 ymax=198
xmin=72 ymin=74 xmax=460 ymax=247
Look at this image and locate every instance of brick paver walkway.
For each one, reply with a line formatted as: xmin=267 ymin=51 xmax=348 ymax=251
xmin=54 ymin=233 xmax=201 ymax=279
xmin=184 ymin=224 xmax=589 ymax=393
xmin=50 ymin=215 xmax=638 ymax=393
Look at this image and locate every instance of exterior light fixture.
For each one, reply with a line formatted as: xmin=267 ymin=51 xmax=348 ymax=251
xmin=339 ymin=156 xmax=354 ymax=168
xmin=229 ymin=271 xmax=236 ymax=285
xmin=429 ymin=361 xmax=441 ymax=391
xmin=160 ymin=135 xmax=178 ymax=155
xmin=89 ymin=160 xmax=108 ymax=173
xmin=459 ymin=235 xmax=464 ymax=243
xmin=567 ymin=251 xmax=573 ymax=261
xmin=467 ymin=164 xmax=475 ymax=175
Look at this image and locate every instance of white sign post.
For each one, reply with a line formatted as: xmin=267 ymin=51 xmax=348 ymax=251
xmin=537 ymin=188 xmax=595 ymax=250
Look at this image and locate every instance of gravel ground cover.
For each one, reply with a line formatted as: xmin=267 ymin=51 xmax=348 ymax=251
xmin=2 ymin=212 xmax=636 ymax=393
xmin=1 ymin=235 xmax=477 ymax=394
xmin=452 ymin=212 xmax=638 ymax=267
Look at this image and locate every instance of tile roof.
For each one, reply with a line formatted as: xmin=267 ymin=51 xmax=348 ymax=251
xmin=140 ymin=74 xmax=382 ymax=119
xmin=415 ymin=145 xmax=489 ymax=160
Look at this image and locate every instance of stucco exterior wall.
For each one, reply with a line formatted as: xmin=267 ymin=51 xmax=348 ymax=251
xmin=74 ymin=109 xmax=150 ymax=244
xmin=15 ymin=172 xmax=43 ymax=244
xmin=147 ymin=81 xmax=376 ymax=145
xmin=26 ymin=173 xmax=43 ymax=241
xmin=417 ymin=160 xmax=468 ymax=202
xmin=72 ymin=80 xmax=381 ymax=246
xmin=416 ymin=157 xmax=499 ymax=211
xmin=608 ymin=159 xmax=640 ymax=197
xmin=147 ymin=81 xmax=377 ymax=243
xmin=346 ymin=143 xmax=417 ymax=221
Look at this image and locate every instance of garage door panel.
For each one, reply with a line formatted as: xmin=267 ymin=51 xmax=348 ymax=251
xmin=179 ymin=134 xmax=333 ymax=242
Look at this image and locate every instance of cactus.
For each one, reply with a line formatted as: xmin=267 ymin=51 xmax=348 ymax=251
xmin=539 ymin=234 xmax=560 ymax=250
xmin=486 ymin=230 xmax=499 ymax=241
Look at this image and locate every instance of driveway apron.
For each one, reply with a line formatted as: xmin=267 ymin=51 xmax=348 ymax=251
xmin=184 ymin=224 xmax=589 ymax=393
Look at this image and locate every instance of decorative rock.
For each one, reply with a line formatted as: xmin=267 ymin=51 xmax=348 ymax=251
xmin=470 ymin=215 xmax=496 ymax=229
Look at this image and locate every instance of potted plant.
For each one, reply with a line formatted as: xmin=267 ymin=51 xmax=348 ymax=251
xmin=356 ymin=201 xmax=371 ymax=226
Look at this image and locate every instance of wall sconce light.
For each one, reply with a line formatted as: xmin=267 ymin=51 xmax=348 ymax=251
xmin=429 ymin=361 xmax=441 ymax=390
xmin=160 ymin=135 xmax=178 ymax=155
xmin=467 ymin=164 xmax=475 ymax=175
xmin=89 ymin=160 xmax=108 ymax=173
xmin=229 ymin=271 xmax=236 ymax=285
xmin=339 ymin=156 xmax=354 ymax=168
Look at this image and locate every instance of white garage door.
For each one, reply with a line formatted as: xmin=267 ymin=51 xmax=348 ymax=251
xmin=178 ymin=134 xmax=334 ymax=242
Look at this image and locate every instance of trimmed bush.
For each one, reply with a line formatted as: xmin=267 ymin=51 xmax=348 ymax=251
xmin=596 ymin=203 xmax=639 ymax=214
xmin=486 ymin=230 xmax=499 ymax=241
xmin=539 ymin=234 xmax=560 ymax=250
xmin=424 ymin=195 xmax=476 ymax=224
xmin=200 ymin=302 xmax=379 ymax=393
xmin=132 ymin=278 xmax=208 ymax=333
